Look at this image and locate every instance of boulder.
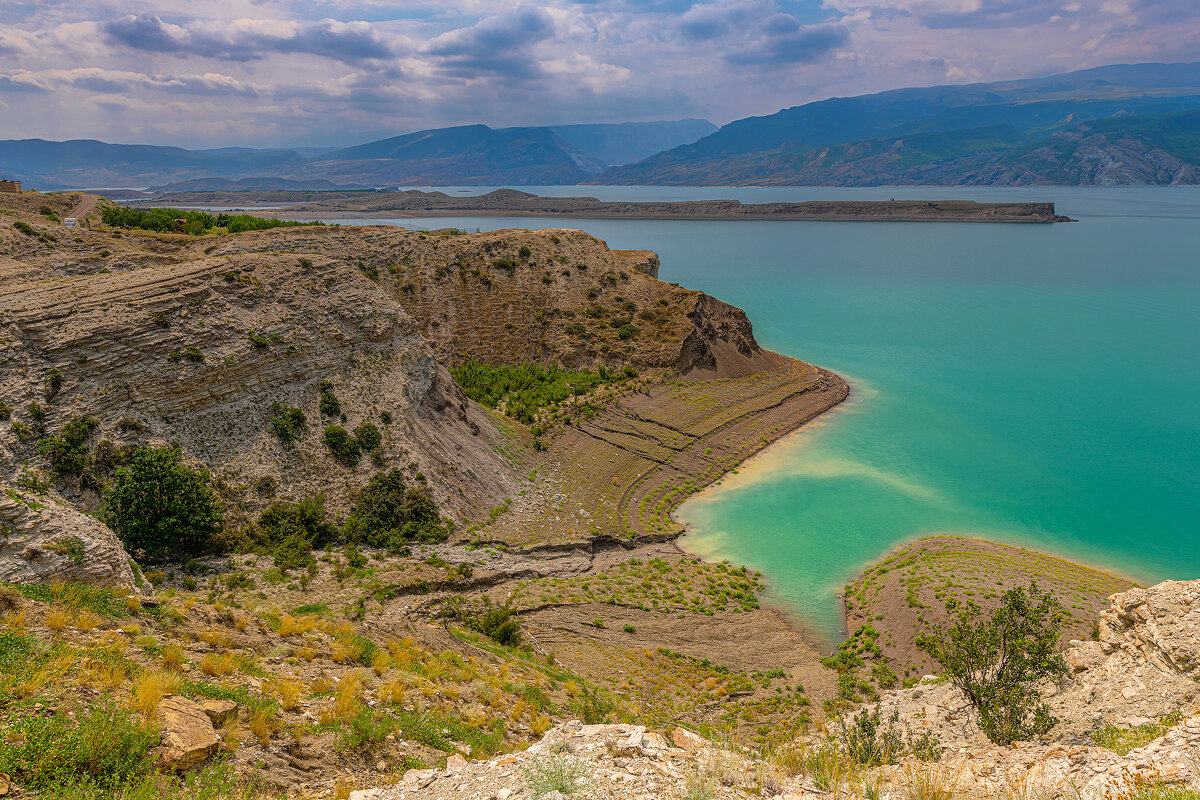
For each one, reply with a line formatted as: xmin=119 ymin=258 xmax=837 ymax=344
xmin=671 ymin=727 xmax=706 ymax=751
xmin=201 ymin=699 xmax=238 ymax=728
xmin=0 ymin=485 xmax=141 ymax=592
xmin=155 ymin=696 xmax=220 ymax=770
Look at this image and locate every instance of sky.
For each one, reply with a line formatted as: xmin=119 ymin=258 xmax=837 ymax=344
xmin=0 ymin=0 xmax=1198 ymax=148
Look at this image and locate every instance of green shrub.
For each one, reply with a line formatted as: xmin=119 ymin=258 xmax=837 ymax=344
xmin=37 ymin=415 xmax=100 ymax=475
xmin=518 ymin=246 xmax=532 ymax=259
xmin=522 ymin=751 xmax=591 ymax=797
xmin=268 ymin=403 xmax=306 ymax=443
xmin=44 ymin=367 xmax=64 ymax=400
xmin=472 ymin=607 xmax=522 ymax=646
xmin=0 ymin=400 xmax=11 ymax=421
xmin=916 ymin=583 xmax=1067 ymax=745
xmin=319 ymin=390 xmax=340 ymax=417
xmin=322 ymin=425 xmax=360 ymax=466
xmin=343 ymin=468 xmax=450 ymax=549
xmin=567 ymin=686 xmax=615 ymax=725
xmin=352 ymin=422 xmax=381 ymax=451
xmin=100 ymin=447 xmax=223 ymax=560
xmin=616 ymin=324 xmax=639 ymax=340
xmin=449 ymin=361 xmax=625 ymax=425
xmin=0 ymin=703 xmax=158 ymax=793
xmin=182 ymin=346 xmax=204 ymax=362
xmin=258 ymin=497 xmax=337 ymax=572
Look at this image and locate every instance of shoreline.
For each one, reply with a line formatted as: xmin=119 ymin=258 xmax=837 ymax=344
xmin=147 ymin=190 xmax=1075 ymax=223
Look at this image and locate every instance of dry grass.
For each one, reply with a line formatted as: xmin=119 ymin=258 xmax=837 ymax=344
xmin=322 ymin=672 xmax=363 ymax=724
xmin=44 ymin=604 xmax=71 ymax=633
xmin=372 ymin=650 xmax=391 ymax=675
xmin=331 ymin=639 xmax=365 ymax=664
xmin=161 ymin=644 xmax=185 ymax=672
xmin=271 ymin=678 xmax=304 ymax=711
xmin=131 ymin=669 xmax=181 ymax=718
xmin=82 ymin=658 xmax=127 ymax=690
xmin=200 ymin=628 xmax=232 ymax=648
xmin=312 ymin=675 xmax=335 ymax=694
xmin=249 ymin=707 xmax=279 ymax=744
xmin=279 ymin=614 xmax=318 ymax=637
xmin=296 ymin=642 xmax=320 ymax=661
xmin=3 ymin=608 xmax=27 ymax=631
xmin=379 ymin=678 xmax=406 ymax=706
xmin=901 ymin=763 xmax=964 ymax=800
xmin=200 ymin=653 xmax=237 ymax=677
xmin=74 ymin=608 xmax=104 ymax=632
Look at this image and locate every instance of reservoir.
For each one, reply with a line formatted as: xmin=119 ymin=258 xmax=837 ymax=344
xmin=319 ymin=185 xmax=1200 ymax=643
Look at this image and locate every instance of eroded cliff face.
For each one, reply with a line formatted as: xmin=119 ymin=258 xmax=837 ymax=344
xmin=0 ymin=248 xmax=520 ymax=522
xmin=210 ymin=224 xmax=772 ymax=378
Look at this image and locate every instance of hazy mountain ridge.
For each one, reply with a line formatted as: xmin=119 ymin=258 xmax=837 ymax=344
xmin=0 ymin=120 xmax=715 ymax=190
xmin=598 ymin=62 xmax=1200 ymax=186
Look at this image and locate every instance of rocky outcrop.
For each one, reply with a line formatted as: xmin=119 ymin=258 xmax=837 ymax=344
xmin=0 ymin=485 xmax=139 ymax=591
xmin=351 ymin=721 xmax=826 ymax=799
xmin=0 ymin=243 xmax=521 ymax=521
xmin=155 ymin=696 xmax=221 ymax=770
xmin=859 ymin=580 xmax=1200 ymax=799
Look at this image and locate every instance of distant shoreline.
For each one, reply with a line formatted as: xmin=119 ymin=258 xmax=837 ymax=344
xmin=148 ymin=189 xmax=1076 ymax=223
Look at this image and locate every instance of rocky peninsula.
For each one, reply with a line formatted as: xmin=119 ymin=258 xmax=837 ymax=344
xmin=146 ymin=188 xmax=1075 ymax=223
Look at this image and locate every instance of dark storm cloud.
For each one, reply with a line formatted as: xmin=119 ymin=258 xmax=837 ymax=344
xmin=102 ymin=14 xmax=396 ymax=64
xmin=725 ymin=24 xmax=847 ymax=65
xmin=425 ymin=7 xmax=555 ymax=80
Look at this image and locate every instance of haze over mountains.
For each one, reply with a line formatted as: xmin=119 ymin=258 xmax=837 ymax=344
xmin=4 ymin=62 xmax=1200 ymax=189
xmin=600 ymin=62 xmax=1200 ymax=186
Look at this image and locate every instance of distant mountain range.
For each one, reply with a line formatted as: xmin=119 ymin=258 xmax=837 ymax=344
xmin=0 ymin=120 xmax=716 ymax=190
xmin=4 ymin=63 xmax=1200 ymax=189
xmin=597 ymin=62 xmax=1200 ymax=186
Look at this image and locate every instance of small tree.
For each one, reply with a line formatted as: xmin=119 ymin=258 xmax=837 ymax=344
xmin=916 ymin=583 xmax=1068 ymax=745
xmin=343 ymin=468 xmax=450 ymax=550
xmin=100 ymin=447 xmax=223 ymax=561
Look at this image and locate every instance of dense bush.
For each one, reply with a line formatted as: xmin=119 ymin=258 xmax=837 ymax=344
xmin=472 ymin=606 xmax=522 ymax=646
xmin=352 ymin=422 xmax=382 ymax=451
xmin=449 ymin=361 xmax=626 ymax=425
xmin=101 ymin=206 xmax=321 ymax=236
xmin=343 ymin=469 xmax=450 ymax=550
xmin=37 ymin=415 xmax=100 ymax=475
xmin=100 ymin=447 xmax=223 ymax=561
xmin=269 ymin=403 xmax=306 ymax=444
xmin=258 ymin=497 xmax=337 ymax=572
xmin=322 ymin=425 xmax=361 ymax=465
xmin=916 ymin=583 xmax=1067 ymax=745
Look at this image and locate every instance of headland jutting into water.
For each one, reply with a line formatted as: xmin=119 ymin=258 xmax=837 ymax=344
xmin=141 ymin=188 xmax=1076 ymax=223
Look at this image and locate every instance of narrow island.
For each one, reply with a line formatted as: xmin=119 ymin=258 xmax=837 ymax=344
xmin=144 ymin=187 xmax=1076 ymax=223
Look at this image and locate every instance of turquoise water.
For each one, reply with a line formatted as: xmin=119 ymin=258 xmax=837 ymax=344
xmin=324 ymin=186 xmax=1200 ymax=643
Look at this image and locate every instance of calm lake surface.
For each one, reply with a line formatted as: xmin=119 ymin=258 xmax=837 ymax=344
xmin=321 ymin=186 xmax=1200 ymax=644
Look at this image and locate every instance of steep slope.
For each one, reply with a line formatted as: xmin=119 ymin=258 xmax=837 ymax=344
xmin=291 ymin=125 xmax=605 ymax=186
xmin=599 ymin=61 xmax=1200 ymax=186
xmin=212 ymin=224 xmax=773 ymax=377
xmin=547 ymin=119 xmax=717 ymax=166
xmin=0 ymin=197 xmax=522 ymax=524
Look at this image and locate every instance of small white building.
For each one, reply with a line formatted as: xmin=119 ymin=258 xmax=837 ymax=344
xmin=64 ymin=218 xmax=78 ymax=227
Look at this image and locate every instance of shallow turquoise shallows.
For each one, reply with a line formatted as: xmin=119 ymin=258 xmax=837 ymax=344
xmin=326 ymin=186 xmax=1200 ymax=645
